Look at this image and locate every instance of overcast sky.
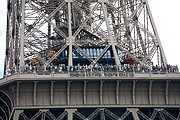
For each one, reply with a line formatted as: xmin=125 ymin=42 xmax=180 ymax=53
xmin=0 ymin=0 xmax=180 ymax=78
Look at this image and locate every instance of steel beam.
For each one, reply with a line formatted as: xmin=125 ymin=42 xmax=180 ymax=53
xmin=132 ymin=81 xmax=136 ymax=104
xmin=16 ymin=81 xmax=20 ymax=106
xmin=100 ymin=81 xmax=103 ymax=105
xmin=67 ymin=81 xmax=71 ymax=105
xmin=101 ymin=2 xmax=120 ymax=66
xmin=34 ymin=81 xmax=37 ymax=106
xmin=67 ymin=1 xmax=73 ymax=66
xmin=165 ymin=80 xmax=169 ymax=105
xmin=13 ymin=110 xmax=23 ymax=120
xmin=144 ymin=0 xmax=167 ymax=65
xmin=20 ymin=0 xmax=25 ymax=67
xmin=116 ymin=81 xmax=120 ymax=104
xmin=83 ymin=81 xmax=87 ymax=105
xmin=127 ymin=108 xmax=140 ymax=120
xmin=65 ymin=109 xmax=76 ymax=120
xmin=100 ymin=108 xmax=105 ymax=120
xmin=50 ymin=81 xmax=54 ymax=105
xmin=149 ymin=80 xmax=152 ymax=104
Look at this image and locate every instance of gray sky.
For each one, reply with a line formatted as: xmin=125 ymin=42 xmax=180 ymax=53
xmin=0 ymin=0 xmax=180 ymax=78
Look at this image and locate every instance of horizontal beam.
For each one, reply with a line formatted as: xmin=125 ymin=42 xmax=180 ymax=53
xmin=13 ymin=105 xmax=180 ymax=110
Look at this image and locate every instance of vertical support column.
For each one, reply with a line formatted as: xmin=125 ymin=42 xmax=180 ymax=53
xmin=149 ymin=80 xmax=152 ymax=105
xmin=132 ymin=81 xmax=136 ymax=105
xmin=67 ymin=81 xmax=71 ymax=105
xmin=100 ymin=1 xmax=120 ymax=66
xmin=13 ymin=110 xmax=23 ymax=120
xmin=40 ymin=109 xmax=48 ymax=120
xmin=16 ymin=81 xmax=20 ymax=106
xmin=84 ymin=81 xmax=87 ymax=105
xmin=100 ymin=108 xmax=105 ymax=120
xmin=20 ymin=0 xmax=25 ymax=67
xmin=34 ymin=81 xmax=37 ymax=106
xmin=144 ymin=0 xmax=167 ymax=65
xmin=100 ymin=81 xmax=103 ymax=105
xmin=67 ymin=0 xmax=73 ymax=66
xmin=128 ymin=108 xmax=140 ymax=120
xmin=165 ymin=80 xmax=169 ymax=105
xmin=50 ymin=81 xmax=54 ymax=105
xmin=116 ymin=81 xmax=119 ymax=104
xmin=66 ymin=109 xmax=77 ymax=120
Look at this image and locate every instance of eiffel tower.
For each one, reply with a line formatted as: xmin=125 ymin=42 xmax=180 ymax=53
xmin=1 ymin=0 xmax=180 ymax=120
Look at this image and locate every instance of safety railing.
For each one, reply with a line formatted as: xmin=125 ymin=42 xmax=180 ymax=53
xmin=5 ymin=64 xmax=179 ymax=78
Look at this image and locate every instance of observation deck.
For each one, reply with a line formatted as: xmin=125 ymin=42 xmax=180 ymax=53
xmin=1 ymin=65 xmax=180 ymax=119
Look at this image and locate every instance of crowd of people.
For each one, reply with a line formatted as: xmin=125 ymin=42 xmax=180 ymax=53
xmin=7 ymin=63 xmax=179 ymax=76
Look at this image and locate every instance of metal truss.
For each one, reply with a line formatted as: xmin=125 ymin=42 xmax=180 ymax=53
xmin=9 ymin=107 xmax=180 ymax=120
xmin=5 ymin=0 xmax=167 ymax=76
xmin=18 ymin=109 xmax=67 ymax=120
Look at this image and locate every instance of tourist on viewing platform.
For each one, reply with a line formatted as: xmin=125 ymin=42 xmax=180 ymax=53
xmin=5 ymin=62 xmax=180 ymax=77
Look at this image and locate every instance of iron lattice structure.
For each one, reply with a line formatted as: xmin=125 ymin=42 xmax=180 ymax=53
xmin=5 ymin=0 xmax=167 ymax=74
xmin=3 ymin=0 xmax=180 ymax=120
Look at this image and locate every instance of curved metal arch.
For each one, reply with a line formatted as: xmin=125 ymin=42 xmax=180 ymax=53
xmin=0 ymin=116 xmax=3 ymax=120
xmin=0 ymin=106 xmax=8 ymax=120
xmin=0 ymin=98 xmax=11 ymax=117
xmin=0 ymin=90 xmax=13 ymax=110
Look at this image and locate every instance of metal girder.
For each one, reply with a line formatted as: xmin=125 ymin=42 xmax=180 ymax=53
xmin=20 ymin=0 xmax=25 ymax=67
xmin=149 ymin=80 xmax=152 ymax=105
xmin=101 ymin=2 xmax=120 ymax=66
xmin=33 ymin=81 xmax=37 ymax=106
xmin=100 ymin=81 xmax=103 ymax=105
xmin=161 ymin=109 xmax=176 ymax=120
xmin=132 ymin=81 xmax=136 ymax=105
xmin=41 ymin=111 xmax=46 ymax=120
xmin=19 ymin=112 xmax=29 ymax=120
xmin=159 ymin=111 xmax=166 ymax=120
xmin=120 ymin=110 xmax=130 ymax=120
xmin=46 ymin=111 xmax=57 ymax=120
xmin=50 ymin=81 xmax=54 ymax=105
xmin=165 ymin=81 xmax=169 ymax=105
xmin=67 ymin=2 xmax=73 ymax=66
xmin=90 ymin=45 xmax=111 ymax=66
xmin=30 ymin=111 xmax=42 ymax=120
xmin=83 ymin=81 xmax=87 ymax=105
xmin=100 ymin=109 xmax=106 ymax=120
xmin=50 ymin=22 xmax=67 ymax=39
xmin=116 ymin=45 xmax=145 ymax=65
xmin=74 ymin=111 xmax=87 ymax=120
xmin=73 ymin=43 xmax=94 ymax=63
xmin=104 ymin=109 xmax=120 ymax=120
xmin=67 ymin=81 xmax=71 ymax=105
xmin=150 ymin=109 xmax=158 ymax=120
xmin=144 ymin=0 xmax=167 ymax=65
xmin=116 ymin=81 xmax=120 ymax=104
xmin=177 ymin=112 xmax=180 ymax=120
xmin=57 ymin=111 xmax=68 ymax=120
xmin=66 ymin=109 xmax=76 ymax=120
xmin=46 ymin=44 xmax=68 ymax=65
xmin=87 ymin=108 xmax=100 ymax=120
xmin=16 ymin=81 xmax=20 ymax=107
xmin=128 ymin=108 xmax=140 ymax=120
xmin=26 ymin=1 xmax=66 ymax=36
xmin=137 ymin=110 xmax=149 ymax=120
xmin=73 ymin=3 xmax=100 ymax=38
